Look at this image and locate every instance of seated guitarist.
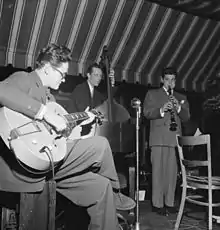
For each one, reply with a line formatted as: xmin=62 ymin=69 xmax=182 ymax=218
xmin=0 ymin=44 xmax=135 ymax=230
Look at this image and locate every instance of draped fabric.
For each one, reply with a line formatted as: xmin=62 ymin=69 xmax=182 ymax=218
xmin=0 ymin=0 xmax=220 ymax=92
xmin=149 ymin=0 xmax=220 ymax=22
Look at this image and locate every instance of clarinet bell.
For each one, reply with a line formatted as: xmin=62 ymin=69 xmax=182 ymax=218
xmin=169 ymin=120 xmax=177 ymax=131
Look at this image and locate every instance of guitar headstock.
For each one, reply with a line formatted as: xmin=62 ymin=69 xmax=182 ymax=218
xmin=90 ymin=109 xmax=104 ymax=125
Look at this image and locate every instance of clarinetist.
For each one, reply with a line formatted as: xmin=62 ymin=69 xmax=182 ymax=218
xmin=143 ymin=67 xmax=190 ymax=216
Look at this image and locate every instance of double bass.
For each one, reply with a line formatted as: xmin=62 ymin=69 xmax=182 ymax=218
xmin=94 ymin=46 xmax=135 ymax=153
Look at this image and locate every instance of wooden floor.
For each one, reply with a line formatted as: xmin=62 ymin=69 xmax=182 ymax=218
xmin=2 ymin=192 xmax=219 ymax=229
xmin=55 ymin=168 xmax=220 ymax=230
xmin=137 ymin=200 xmax=220 ymax=230
xmin=55 ymin=197 xmax=220 ymax=230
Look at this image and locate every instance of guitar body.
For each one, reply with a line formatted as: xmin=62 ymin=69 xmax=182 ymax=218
xmin=0 ymin=102 xmax=67 ymax=171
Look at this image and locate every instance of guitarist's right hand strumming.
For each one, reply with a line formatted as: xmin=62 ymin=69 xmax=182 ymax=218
xmin=42 ymin=104 xmax=97 ymax=134
xmin=0 ymin=101 xmax=103 ymax=170
xmin=42 ymin=106 xmax=68 ymax=132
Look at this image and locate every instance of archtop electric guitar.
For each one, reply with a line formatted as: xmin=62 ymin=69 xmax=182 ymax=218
xmin=0 ymin=102 xmax=103 ymax=171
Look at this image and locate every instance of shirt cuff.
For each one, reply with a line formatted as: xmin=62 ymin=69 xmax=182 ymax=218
xmin=35 ymin=104 xmax=47 ymax=120
xmin=160 ymin=108 xmax=165 ymax=117
xmin=177 ymin=105 xmax=181 ymax=113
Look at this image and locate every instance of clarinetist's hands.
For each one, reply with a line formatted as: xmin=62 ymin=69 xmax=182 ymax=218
xmin=169 ymin=95 xmax=181 ymax=111
xmin=161 ymin=101 xmax=173 ymax=113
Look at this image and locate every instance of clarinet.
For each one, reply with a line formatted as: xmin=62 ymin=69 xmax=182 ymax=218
xmin=168 ymin=88 xmax=178 ymax=132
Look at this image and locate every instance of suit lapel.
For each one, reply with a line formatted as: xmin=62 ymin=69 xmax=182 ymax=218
xmin=173 ymin=91 xmax=180 ymax=101
xmin=158 ymin=88 xmax=169 ymax=104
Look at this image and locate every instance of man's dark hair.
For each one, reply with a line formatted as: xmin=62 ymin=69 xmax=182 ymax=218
xmin=36 ymin=43 xmax=72 ymax=68
xmin=86 ymin=63 xmax=103 ymax=75
xmin=162 ymin=67 xmax=177 ymax=79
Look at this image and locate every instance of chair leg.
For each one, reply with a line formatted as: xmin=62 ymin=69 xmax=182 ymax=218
xmin=208 ymin=197 xmax=212 ymax=230
xmin=175 ymin=185 xmax=187 ymax=230
xmin=19 ymin=181 xmax=56 ymax=230
xmin=1 ymin=207 xmax=17 ymax=229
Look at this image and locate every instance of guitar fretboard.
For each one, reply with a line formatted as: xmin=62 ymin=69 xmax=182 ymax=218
xmin=64 ymin=112 xmax=89 ymax=126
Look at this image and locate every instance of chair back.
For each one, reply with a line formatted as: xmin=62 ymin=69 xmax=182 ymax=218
xmin=175 ymin=134 xmax=220 ymax=230
xmin=176 ymin=134 xmax=212 ymax=189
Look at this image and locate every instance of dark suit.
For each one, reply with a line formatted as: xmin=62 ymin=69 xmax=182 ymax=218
xmin=0 ymin=71 xmax=120 ymax=230
xmin=67 ymin=81 xmax=105 ymax=113
xmin=68 ymin=81 xmax=131 ymax=124
xmin=144 ymin=87 xmax=190 ymax=208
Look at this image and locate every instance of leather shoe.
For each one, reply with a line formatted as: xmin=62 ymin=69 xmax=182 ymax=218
xmin=114 ymin=192 xmax=136 ymax=211
xmin=152 ymin=206 xmax=168 ymax=216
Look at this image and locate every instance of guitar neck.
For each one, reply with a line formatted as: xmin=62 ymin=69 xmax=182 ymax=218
xmin=64 ymin=112 xmax=89 ymax=126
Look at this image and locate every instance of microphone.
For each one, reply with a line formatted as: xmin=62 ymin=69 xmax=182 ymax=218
xmin=131 ymin=97 xmax=141 ymax=230
xmin=131 ymin=98 xmax=141 ymax=109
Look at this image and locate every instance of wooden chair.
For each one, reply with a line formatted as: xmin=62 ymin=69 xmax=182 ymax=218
xmin=0 ymin=180 xmax=56 ymax=230
xmin=175 ymin=134 xmax=220 ymax=230
xmin=0 ymin=137 xmax=56 ymax=230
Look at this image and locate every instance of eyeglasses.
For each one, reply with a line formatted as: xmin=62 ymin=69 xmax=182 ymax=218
xmin=52 ymin=66 xmax=66 ymax=80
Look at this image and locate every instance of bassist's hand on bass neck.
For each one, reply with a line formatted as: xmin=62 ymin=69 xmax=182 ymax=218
xmin=109 ymin=68 xmax=115 ymax=87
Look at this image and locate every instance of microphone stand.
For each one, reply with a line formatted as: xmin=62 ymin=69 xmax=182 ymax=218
xmin=131 ymin=98 xmax=141 ymax=230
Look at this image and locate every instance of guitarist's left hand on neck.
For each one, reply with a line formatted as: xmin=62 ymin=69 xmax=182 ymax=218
xmin=67 ymin=125 xmax=83 ymax=140
xmin=80 ymin=110 xmax=96 ymax=126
